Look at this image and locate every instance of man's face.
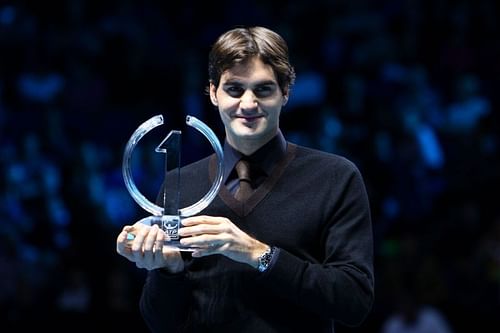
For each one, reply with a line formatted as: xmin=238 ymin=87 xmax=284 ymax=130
xmin=210 ymin=57 xmax=288 ymax=150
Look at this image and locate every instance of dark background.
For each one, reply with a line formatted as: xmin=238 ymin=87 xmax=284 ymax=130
xmin=1 ymin=0 xmax=499 ymax=331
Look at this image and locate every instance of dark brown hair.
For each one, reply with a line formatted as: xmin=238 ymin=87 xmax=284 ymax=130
xmin=208 ymin=26 xmax=295 ymax=94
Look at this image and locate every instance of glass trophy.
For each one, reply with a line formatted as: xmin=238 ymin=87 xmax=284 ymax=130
xmin=122 ymin=115 xmax=224 ymax=251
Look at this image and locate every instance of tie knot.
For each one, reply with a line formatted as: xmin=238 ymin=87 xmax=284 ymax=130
xmin=234 ymin=159 xmax=254 ymax=201
xmin=235 ymin=159 xmax=252 ymax=182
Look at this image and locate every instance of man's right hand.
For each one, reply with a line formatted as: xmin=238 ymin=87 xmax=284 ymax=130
xmin=116 ymin=216 xmax=184 ymax=273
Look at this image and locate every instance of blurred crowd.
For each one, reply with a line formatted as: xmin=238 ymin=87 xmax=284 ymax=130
xmin=1 ymin=0 xmax=499 ymax=332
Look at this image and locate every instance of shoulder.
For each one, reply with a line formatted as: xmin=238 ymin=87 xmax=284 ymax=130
xmin=292 ymin=144 xmax=361 ymax=176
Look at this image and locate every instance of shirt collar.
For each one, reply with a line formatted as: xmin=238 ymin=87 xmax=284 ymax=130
xmin=222 ymin=130 xmax=287 ymax=184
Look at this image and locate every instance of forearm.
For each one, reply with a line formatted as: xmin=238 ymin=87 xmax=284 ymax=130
xmin=261 ymin=247 xmax=374 ymax=326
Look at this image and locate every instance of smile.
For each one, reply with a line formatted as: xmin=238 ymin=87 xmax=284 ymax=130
xmin=235 ymin=114 xmax=264 ymax=121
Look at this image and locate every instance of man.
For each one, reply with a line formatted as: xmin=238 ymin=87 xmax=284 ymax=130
xmin=116 ymin=26 xmax=374 ymax=332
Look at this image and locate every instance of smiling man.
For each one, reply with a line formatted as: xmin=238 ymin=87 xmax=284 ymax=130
xmin=116 ymin=26 xmax=374 ymax=333
xmin=211 ymin=56 xmax=285 ymax=155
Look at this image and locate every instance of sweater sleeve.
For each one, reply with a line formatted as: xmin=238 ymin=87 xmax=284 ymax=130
xmin=139 ymin=269 xmax=192 ymax=332
xmin=258 ymin=162 xmax=375 ymax=327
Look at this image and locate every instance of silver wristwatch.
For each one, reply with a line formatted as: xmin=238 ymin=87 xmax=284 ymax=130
xmin=257 ymin=246 xmax=276 ymax=272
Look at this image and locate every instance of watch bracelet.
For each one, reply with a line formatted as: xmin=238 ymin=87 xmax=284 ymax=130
xmin=257 ymin=246 xmax=276 ymax=272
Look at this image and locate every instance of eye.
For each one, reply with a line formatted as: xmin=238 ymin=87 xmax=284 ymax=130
xmin=225 ymin=86 xmax=244 ymax=97
xmin=254 ymin=85 xmax=275 ymax=98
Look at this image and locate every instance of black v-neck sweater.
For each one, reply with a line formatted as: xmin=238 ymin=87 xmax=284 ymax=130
xmin=139 ymin=143 xmax=374 ymax=333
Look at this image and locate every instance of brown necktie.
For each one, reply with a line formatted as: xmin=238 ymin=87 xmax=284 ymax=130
xmin=234 ymin=159 xmax=253 ymax=201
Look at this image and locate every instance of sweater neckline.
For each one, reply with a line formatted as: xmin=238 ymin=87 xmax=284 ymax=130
xmin=209 ymin=143 xmax=297 ymax=217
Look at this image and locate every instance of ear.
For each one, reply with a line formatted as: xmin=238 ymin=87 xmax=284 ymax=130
xmin=282 ymin=87 xmax=289 ymax=106
xmin=209 ymin=83 xmax=218 ymax=106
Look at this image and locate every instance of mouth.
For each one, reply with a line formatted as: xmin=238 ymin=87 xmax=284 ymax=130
xmin=235 ymin=114 xmax=264 ymax=122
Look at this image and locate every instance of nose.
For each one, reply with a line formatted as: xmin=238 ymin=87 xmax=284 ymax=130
xmin=240 ymin=90 xmax=258 ymax=110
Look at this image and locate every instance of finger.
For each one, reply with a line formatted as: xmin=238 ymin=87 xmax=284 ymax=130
xmin=116 ymin=230 xmax=135 ymax=260
xmin=178 ymin=224 xmax=224 ymax=237
xmin=155 ymin=228 xmax=170 ymax=263
xmin=118 ymin=225 xmax=135 ymax=241
xmin=155 ymin=227 xmax=165 ymax=252
xmin=182 ymin=215 xmax=223 ymax=226
xmin=180 ymin=234 xmax=221 ymax=249
xmin=144 ymin=224 xmax=158 ymax=252
xmin=132 ymin=224 xmax=151 ymax=249
xmin=142 ymin=225 xmax=159 ymax=267
xmin=117 ymin=229 xmax=130 ymax=246
xmin=118 ymin=237 xmax=143 ymax=264
xmin=131 ymin=225 xmax=151 ymax=261
xmin=121 ymin=226 xmax=137 ymax=248
xmin=122 ymin=225 xmax=134 ymax=233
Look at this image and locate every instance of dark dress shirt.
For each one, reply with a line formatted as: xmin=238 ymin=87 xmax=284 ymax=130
xmin=223 ymin=130 xmax=287 ymax=195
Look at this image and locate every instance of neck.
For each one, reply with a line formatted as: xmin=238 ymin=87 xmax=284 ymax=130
xmin=227 ymin=131 xmax=277 ymax=156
